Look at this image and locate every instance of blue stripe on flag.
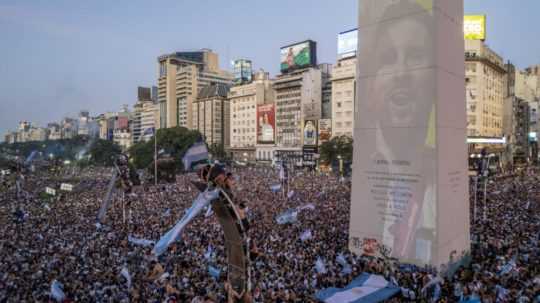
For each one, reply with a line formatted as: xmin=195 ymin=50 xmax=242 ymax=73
xmin=182 ymin=142 xmax=209 ymax=171
xmin=315 ymin=273 xmax=399 ymax=303
xmin=153 ymin=189 xmax=219 ymax=256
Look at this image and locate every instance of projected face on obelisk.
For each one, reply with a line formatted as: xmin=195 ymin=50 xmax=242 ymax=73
xmin=351 ymin=0 xmax=469 ymax=268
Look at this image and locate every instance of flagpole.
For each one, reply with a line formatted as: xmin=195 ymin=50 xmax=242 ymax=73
xmin=154 ymin=130 xmax=158 ymax=186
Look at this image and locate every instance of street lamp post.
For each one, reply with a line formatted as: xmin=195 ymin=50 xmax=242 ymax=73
xmin=338 ymin=155 xmax=343 ymax=179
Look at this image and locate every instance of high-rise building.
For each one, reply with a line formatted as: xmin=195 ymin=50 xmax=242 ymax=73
xmin=233 ymin=59 xmax=253 ymax=85
xmin=465 ymin=39 xmax=506 ymax=137
xmin=192 ymin=83 xmax=231 ymax=148
xmin=320 ymin=63 xmax=333 ymax=120
xmin=61 ymin=118 xmax=78 ymax=139
xmin=138 ymin=86 xmax=152 ymax=102
xmin=132 ymin=100 xmax=158 ymax=143
xmin=132 ymin=87 xmax=159 ymax=143
xmin=525 ymin=65 xmax=540 ymax=99
xmin=78 ymin=110 xmax=90 ymax=136
xmin=331 ymin=56 xmax=356 ymax=138
xmin=274 ymin=67 xmax=322 ymax=149
xmin=47 ymin=123 xmax=62 ymax=140
xmin=228 ymin=70 xmax=274 ymax=162
xmin=157 ymin=49 xmax=233 ymax=129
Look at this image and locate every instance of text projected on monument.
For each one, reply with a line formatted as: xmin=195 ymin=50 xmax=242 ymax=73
xmin=350 ymin=0 xmax=470 ymax=267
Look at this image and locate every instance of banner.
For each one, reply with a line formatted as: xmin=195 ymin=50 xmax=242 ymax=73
xmin=60 ymin=183 xmax=73 ymax=191
xmin=318 ymin=119 xmax=332 ymax=144
xmin=303 ymin=120 xmax=318 ymax=146
xmin=45 ymin=187 xmax=56 ymax=196
xmin=257 ymin=104 xmax=275 ymax=144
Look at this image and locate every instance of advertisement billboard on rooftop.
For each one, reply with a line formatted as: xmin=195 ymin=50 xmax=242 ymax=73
xmin=280 ymin=40 xmax=317 ymax=72
xmin=338 ymin=29 xmax=358 ymax=59
xmin=464 ymin=15 xmax=486 ymax=40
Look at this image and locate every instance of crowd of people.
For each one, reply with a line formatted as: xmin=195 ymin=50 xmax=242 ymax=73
xmin=0 ymin=163 xmax=539 ymax=302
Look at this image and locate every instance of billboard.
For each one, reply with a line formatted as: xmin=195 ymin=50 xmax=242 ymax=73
xmin=464 ymin=15 xmax=486 ymax=40
xmin=303 ymin=120 xmax=318 ymax=146
xmin=280 ymin=40 xmax=317 ymax=72
xmin=338 ymin=29 xmax=358 ymax=58
xmin=257 ymin=104 xmax=275 ymax=144
xmin=233 ymin=59 xmax=253 ymax=85
xmin=318 ymin=119 xmax=332 ymax=144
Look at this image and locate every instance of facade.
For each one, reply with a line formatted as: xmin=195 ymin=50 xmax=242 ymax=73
xmin=331 ymin=56 xmax=356 ymax=138
xmin=132 ymin=87 xmax=159 ymax=143
xmin=525 ymin=65 xmax=540 ymax=99
xmin=28 ymin=127 xmax=48 ymax=142
xmin=229 ymin=70 xmax=274 ymax=162
xmin=47 ymin=123 xmax=62 ymax=140
xmin=465 ymin=40 xmax=506 ymax=137
xmin=157 ymin=50 xmax=233 ymax=129
xmin=61 ymin=118 xmax=78 ymax=139
xmin=192 ymin=83 xmax=231 ymax=147
xmin=77 ymin=110 xmax=90 ymax=136
xmin=320 ymin=63 xmax=333 ymax=120
xmin=114 ymin=129 xmax=132 ymax=151
xmin=274 ymin=67 xmax=322 ymax=149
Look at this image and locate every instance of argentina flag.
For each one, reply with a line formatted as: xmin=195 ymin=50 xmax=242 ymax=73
xmin=276 ymin=209 xmax=298 ymax=224
xmin=316 ymin=273 xmax=399 ymax=303
xmin=270 ymin=184 xmax=282 ymax=192
xmin=182 ymin=141 xmax=209 ymax=171
xmin=142 ymin=127 xmax=155 ymax=137
xmin=153 ymin=189 xmax=219 ymax=256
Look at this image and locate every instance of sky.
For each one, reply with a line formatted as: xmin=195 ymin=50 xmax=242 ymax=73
xmin=0 ymin=0 xmax=539 ymax=138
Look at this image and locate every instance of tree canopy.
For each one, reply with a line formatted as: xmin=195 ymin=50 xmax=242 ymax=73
xmin=319 ymin=135 xmax=353 ymax=165
xmin=129 ymin=127 xmax=203 ymax=172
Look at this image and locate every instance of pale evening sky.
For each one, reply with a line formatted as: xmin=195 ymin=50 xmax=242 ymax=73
xmin=0 ymin=0 xmax=538 ymax=138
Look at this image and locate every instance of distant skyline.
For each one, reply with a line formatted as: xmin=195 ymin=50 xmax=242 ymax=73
xmin=1 ymin=0 xmax=539 ymax=137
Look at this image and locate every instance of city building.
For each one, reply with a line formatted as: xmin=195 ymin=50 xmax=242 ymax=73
xmin=27 ymin=127 xmax=48 ymax=142
xmin=192 ymin=83 xmax=231 ymax=148
xmin=320 ymin=63 xmax=333 ymax=120
xmin=61 ymin=118 xmax=78 ymax=139
xmin=331 ymin=56 xmax=356 ymax=138
xmin=77 ymin=110 xmax=90 ymax=136
xmin=4 ymin=132 xmax=17 ymax=144
xmin=525 ymin=64 xmax=540 ymax=99
xmin=233 ymin=59 xmax=253 ymax=86
xmin=274 ymin=67 xmax=322 ymax=149
xmin=465 ymin=39 xmax=506 ymax=138
xmin=228 ymin=70 xmax=274 ymax=162
xmin=47 ymin=123 xmax=62 ymax=140
xmin=114 ymin=129 xmax=132 ymax=151
xmin=157 ymin=49 xmax=233 ymax=129
xmin=132 ymin=87 xmax=159 ymax=143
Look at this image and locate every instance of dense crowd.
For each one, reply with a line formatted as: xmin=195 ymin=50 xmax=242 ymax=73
xmin=0 ymin=164 xmax=539 ymax=302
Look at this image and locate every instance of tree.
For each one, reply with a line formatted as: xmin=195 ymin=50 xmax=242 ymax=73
xmin=320 ymin=135 xmax=353 ymax=165
xmin=89 ymin=139 xmax=121 ymax=166
xmin=208 ymin=143 xmax=227 ymax=161
xmin=129 ymin=127 xmax=203 ymax=171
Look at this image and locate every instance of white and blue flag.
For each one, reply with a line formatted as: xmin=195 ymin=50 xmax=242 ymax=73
xmin=128 ymin=236 xmax=155 ymax=247
xmin=316 ymin=273 xmax=400 ymax=303
xmin=300 ymin=229 xmax=313 ymax=242
xmin=287 ymin=190 xmax=295 ymax=199
xmin=120 ymin=267 xmax=132 ymax=289
xmin=208 ymin=265 xmax=221 ymax=278
xmin=315 ymin=257 xmax=327 ymax=274
xmin=153 ymin=189 xmax=219 ymax=256
xmin=50 ymin=280 xmax=66 ymax=302
xmin=270 ymin=184 xmax=282 ymax=193
xmin=142 ymin=127 xmax=155 ymax=137
xmin=276 ymin=209 xmax=298 ymax=225
xmin=182 ymin=141 xmax=209 ymax=171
